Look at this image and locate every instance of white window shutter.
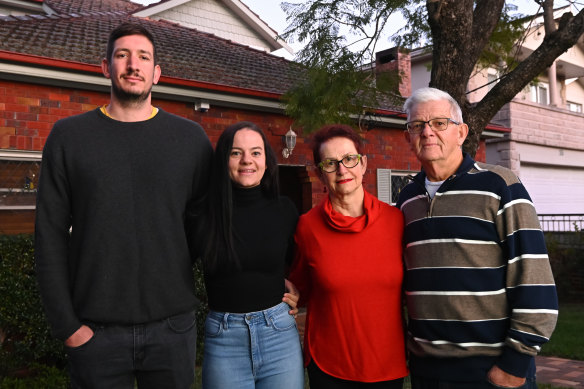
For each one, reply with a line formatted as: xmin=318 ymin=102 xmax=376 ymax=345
xmin=377 ymin=168 xmax=391 ymax=205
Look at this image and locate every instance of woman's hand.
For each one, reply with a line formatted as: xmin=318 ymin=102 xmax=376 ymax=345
xmin=283 ymin=279 xmax=300 ymax=316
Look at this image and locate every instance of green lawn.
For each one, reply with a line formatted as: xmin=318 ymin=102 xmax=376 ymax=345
xmin=540 ymin=303 xmax=584 ymax=360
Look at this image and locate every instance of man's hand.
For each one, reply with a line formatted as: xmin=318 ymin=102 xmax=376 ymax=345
xmin=283 ymin=278 xmax=300 ymax=316
xmin=488 ymin=365 xmax=526 ymax=387
xmin=64 ymin=324 xmax=94 ymax=348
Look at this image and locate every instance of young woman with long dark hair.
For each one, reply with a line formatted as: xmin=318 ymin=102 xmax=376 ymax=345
xmin=199 ymin=121 xmax=304 ymax=389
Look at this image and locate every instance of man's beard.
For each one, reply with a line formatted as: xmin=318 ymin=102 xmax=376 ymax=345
xmin=111 ymin=77 xmax=152 ymax=106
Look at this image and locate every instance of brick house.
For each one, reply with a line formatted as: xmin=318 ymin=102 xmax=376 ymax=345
xmin=0 ymin=0 xmax=498 ymax=234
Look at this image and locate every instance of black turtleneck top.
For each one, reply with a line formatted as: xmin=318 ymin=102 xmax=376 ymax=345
xmin=205 ymin=186 xmax=299 ymax=313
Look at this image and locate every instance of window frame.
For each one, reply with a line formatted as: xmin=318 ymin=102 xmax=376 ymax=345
xmin=530 ymin=82 xmax=549 ymax=105
xmin=0 ymin=150 xmax=42 ymax=211
xmin=377 ymin=168 xmax=414 ymax=205
xmin=567 ymin=101 xmax=582 ymax=113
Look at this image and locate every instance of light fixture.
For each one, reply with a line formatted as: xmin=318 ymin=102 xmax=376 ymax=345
xmin=282 ymin=128 xmax=297 ymax=158
xmin=194 ymin=100 xmax=210 ymax=112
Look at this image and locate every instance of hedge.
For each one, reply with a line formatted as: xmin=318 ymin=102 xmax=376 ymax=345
xmin=0 ymin=235 xmax=64 ymax=378
xmin=545 ymin=231 xmax=584 ymax=302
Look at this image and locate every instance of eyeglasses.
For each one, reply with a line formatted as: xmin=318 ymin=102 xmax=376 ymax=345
xmin=405 ymin=118 xmax=460 ymax=135
xmin=318 ymin=154 xmax=362 ymax=173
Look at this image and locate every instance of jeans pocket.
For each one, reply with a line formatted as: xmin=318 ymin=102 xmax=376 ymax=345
xmin=204 ymin=314 xmax=224 ymax=337
xmin=268 ymin=306 xmax=296 ymax=331
xmin=166 ymin=310 xmax=197 ymax=334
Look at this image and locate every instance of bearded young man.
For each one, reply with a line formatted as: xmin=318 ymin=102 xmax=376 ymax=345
xmin=35 ymin=22 xmax=213 ymax=388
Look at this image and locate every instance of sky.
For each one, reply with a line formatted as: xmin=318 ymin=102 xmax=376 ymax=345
xmin=130 ymin=0 xmax=575 ymax=59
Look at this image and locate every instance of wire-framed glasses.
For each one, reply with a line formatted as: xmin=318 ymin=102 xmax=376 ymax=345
xmin=318 ymin=154 xmax=362 ymax=173
xmin=405 ymin=118 xmax=460 ymax=135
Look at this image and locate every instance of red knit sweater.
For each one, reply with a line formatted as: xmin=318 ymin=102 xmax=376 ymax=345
xmin=289 ymin=191 xmax=408 ymax=382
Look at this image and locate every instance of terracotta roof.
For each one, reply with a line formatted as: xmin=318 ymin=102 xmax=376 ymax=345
xmin=0 ymin=2 xmax=302 ymax=95
xmin=44 ymin=0 xmax=142 ymax=15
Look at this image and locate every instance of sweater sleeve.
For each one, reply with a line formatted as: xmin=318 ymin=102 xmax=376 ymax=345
xmin=187 ymin=123 xmax=213 ymax=213
xmin=34 ymin=125 xmax=82 ymax=341
xmin=184 ymin=123 xmax=213 ymax=263
xmin=494 ymin=172 xmax=558 ymax=377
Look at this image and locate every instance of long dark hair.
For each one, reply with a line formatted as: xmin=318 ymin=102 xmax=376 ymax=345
xmin=203 ymin=121 xmax=279 ymax=273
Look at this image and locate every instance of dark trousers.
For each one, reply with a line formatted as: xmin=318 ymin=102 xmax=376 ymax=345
xmin=410 ymin=374 xmax=537 ymax=389
xmin=307 ymin=361 xmax=404 ymax=389
xmin=66 ymin=310 xmax=197 ymax=389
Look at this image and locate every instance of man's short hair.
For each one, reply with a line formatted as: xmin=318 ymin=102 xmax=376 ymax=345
xmin=403 ymin=87 xmax=463 ymax=122
xmin=106 ymin=22 xmax=158 ymax=64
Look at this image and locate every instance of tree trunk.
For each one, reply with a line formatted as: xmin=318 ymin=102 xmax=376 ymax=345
xmin=427 ymin=0 xmax=504 ymax=155
xmin=427 ymin=0 xmax=584 ymax=157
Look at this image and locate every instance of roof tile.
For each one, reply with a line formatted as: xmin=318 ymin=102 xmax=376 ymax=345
xmin=44 ymin=0 xmax=141 ymax=14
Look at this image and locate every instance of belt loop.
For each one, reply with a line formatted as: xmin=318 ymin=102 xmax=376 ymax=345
xmin=222 ymin=313 xmax=229 ymax=330
xmin=263 ymin=309 xmax=271 ymax=327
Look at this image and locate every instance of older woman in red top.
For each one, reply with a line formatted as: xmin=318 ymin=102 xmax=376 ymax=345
xmin=289 ymin=124 xmax=407 ymax=388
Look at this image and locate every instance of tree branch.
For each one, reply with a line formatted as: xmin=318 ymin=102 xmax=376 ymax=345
xmin=472 ymin=8 xmax=584 ymax=135
xmin=470 ymin=0 xmax=505 ymax=61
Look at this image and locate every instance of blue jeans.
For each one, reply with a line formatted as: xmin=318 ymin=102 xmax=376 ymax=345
xmin=66 ymin=310 xmax=197 ymax=389
xmin=410 ymin=375 xmax=537 ymax=389
xmin=202 ymin=302 xmax=304 ymax=389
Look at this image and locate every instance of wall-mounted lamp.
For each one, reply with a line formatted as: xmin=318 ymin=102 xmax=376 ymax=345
xmin=194 ymin=100 xmax=210 ymax=112
xmin=282 ymin=128 xmax=297 ymax=158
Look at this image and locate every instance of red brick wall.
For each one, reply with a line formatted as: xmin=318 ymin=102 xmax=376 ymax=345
xmin=0 ymin=80 xmax=487 ymax=234
xmin=0 ymin=80 xmax=110 ymax=150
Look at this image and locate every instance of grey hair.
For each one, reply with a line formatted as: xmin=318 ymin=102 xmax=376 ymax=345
xmin=403 ymin=87 xmax=463 ymax=122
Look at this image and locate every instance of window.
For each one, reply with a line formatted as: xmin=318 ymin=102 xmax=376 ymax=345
xmin=530 ymin=83 xmax=549 ymax=105
xmin=0 ymin=151 xmax=41 ymax=211
xmin=567 ymin=101 xmax=582 ymax=113
xmin=377 ymin=169 xmax=414 ymax=205
xmin=0 ymin=151 xmax=42 ymax=234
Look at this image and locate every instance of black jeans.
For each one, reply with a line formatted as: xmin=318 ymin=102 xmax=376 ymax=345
xmin=66 ymin=310 xmax=197 ymax=389
xmin=307 ymin=361 xmax=404 ymax=389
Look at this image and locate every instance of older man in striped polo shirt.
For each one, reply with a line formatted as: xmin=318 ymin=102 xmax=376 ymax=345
xmin=397 ymin=87 xmax=558 ymax=389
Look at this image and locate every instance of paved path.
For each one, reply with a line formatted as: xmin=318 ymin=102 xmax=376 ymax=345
xmin=296 ymin=313 xmax=584 ymax=387
xmin=536 ymin=356 xmax=584 ymax=388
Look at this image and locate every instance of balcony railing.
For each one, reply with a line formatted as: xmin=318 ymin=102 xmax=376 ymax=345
xmin=538 ymin=214 xmax=584 ymax=232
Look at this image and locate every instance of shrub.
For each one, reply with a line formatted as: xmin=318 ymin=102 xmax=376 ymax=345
xmin=0 ymin=235 xmax=65 ymax=377
xmin=545 ymin=230 xmax=584 ymax=303
xmin=0 ymin=363 xmax=68 ymax=389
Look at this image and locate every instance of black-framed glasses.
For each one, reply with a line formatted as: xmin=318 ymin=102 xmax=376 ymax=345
xmin=318 ymin=154 xmax=362 ymax=173
xmin=405 ymin=118 xmax=460 ymax=135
